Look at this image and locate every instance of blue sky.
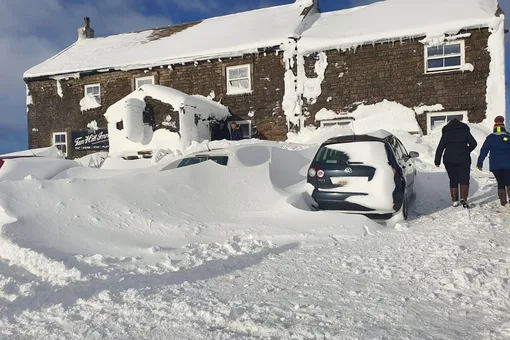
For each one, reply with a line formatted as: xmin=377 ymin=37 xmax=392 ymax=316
xmin=0 ymin=0 xmax=508 ymax=154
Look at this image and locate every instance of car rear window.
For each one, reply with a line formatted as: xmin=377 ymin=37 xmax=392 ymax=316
xmin=314 ymin=141 xmax=388 ymax=165
xmin=178 ymin=156 xmax=228 ymax=168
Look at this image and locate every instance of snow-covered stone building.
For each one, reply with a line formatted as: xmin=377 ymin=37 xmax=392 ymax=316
xmin=24 ymin=0 xmax=505 ymax=158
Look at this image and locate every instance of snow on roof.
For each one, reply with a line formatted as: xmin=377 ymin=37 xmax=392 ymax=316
xmin=298 ymin=0 xmax=499 ymax=54
xmin=24 ymin=1 xmax=315 ymax=79
xmin=105 ymin=84 xmax=230 ymax=123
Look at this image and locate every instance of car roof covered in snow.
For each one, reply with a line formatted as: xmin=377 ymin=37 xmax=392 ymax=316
xmin=24 ymin=1 xmax=316 ymax=79
xmin=298 ymin=0 xmax=499 ymax=54
xmin=322 ymin=130 xmax=393 ymax=145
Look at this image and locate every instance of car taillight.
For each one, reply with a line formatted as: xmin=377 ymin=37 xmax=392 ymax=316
xmin=0 ymin=159 xmax=4 ymax=169
xmin=317 ymin=169 xmax=325 ymax=178
xmin=308 ymin=168 xmax=317 ymax=178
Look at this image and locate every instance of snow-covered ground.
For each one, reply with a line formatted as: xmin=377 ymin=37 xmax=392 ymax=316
xmin=0 ymin=130 xmax=509 ymax=339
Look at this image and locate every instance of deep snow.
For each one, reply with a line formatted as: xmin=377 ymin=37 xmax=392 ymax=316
xmin=0 ymin=127 xmax=509 ymax=339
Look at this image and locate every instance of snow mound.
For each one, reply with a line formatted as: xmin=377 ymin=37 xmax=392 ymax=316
xmin=0 ymin=145 xmax=379 ymax=260
xmin=289 ymin=100 xmax=421 ymax=144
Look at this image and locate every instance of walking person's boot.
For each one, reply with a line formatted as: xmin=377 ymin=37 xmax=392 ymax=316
xmin=450 ymin=187 xmax=459 ymax=207
xmin=498 ymin=189 xmax=508 ymax=207
xmin=460 ymin=185 xmax=470 ymax=209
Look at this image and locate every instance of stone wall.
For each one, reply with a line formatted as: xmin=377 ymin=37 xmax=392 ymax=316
xmin=26 ymin=53 xmax=287 ymax=158
xmin=301 ymin=29 xmax=491 ymax=133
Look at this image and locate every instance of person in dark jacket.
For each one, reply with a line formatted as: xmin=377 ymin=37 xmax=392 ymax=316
xmin=230 ymin=122 xmax=243 ymax=141
xmin=476 ymin=116 xmax=510 ymax=207
xmin=435 ymin=119 xmax=478 ymax=207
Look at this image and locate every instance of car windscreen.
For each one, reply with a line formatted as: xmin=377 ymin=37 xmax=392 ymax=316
xmin=314 ymin=141 xmax=387 ymax=165
xmin=177 ymin=156 xmax=228 ymax=168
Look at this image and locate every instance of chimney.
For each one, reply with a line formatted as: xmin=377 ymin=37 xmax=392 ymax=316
xmin=77 ymin=16 xmax=95 ymax=41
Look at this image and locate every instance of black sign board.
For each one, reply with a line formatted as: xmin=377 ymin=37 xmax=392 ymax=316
xmin=72 ymin=129 xmax=109 ymax=151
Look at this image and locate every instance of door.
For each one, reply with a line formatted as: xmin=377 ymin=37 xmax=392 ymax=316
xmin=394 ymin=137 xmax=415 ymax=193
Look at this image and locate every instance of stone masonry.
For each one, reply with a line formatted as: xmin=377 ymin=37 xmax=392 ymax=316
xmin=301 ymin=29 xmax=492 ymax=133
xmin=26 ymin=53 xmax=286 ymax=159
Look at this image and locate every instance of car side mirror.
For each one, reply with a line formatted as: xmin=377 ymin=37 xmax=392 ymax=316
xmin=409 ymin=151 xmax=420 ymax=158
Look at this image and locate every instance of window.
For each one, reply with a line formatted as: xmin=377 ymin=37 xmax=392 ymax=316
xmin=427 ymin=111 xmax=468 ymax=133
xmin=177 ymin=156 xmax=229 ymax=168
xmin=320 ymin=119 xmax=352 ymax=128
xmin=389 ymin=136 xmax=409 ymax=160
xmin=228 ymin=120 xmax=252 ymax=139
xmin=84 ymin=84 xmax=101 ymax=103
xmin=53 ymin=132 xmax=67 ymax=156
xmin=425 ymin=41 xmax=465 ymax=73
xmin=135 ymin=75 xmax=155 ymax=89
xmin=226 ymin=65 xmax=252 ymax=95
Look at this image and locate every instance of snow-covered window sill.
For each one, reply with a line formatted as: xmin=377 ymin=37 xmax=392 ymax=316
xmin=423 ymin=69 xmax=464 ymax=76
xmin=226 ymin=90 xmax=253 ymax=96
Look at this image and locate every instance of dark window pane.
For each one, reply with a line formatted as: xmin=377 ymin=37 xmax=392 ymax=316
xmin=444 ymin=44 xmax=461 ymax=55
xmin=431 ymin=116 xmax=447 ymax=130
xmin=240 ymin=123 xmax=250 ymax=138
xmin=444 ymin=56 xmax=461 ymax=67
xmin=427 ymin=59 xmax=444 ymax=69
xmin=427 ymin=46 xmax=443 ymax=57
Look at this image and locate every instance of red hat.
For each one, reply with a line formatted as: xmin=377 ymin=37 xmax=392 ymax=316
xmin=495 ymin=115 xmax=505 ymax=123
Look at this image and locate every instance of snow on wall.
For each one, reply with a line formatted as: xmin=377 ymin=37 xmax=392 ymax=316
xmin=485 ymin=16 xmax=506 ymax=128
xmin=56 ymin=80 xmax=63 ymax=98
xmin=460 ymin=63 xmax=475 ymax=72
xmin=414 ymin=104 xmax=445 ymax=115
xmin=300 ymin=52 xmax=328 ymax=105
xmin=80 ymin=95 xmax=101 ymax=111
xmin=26 ymin=85 xmax=33 ymax=113
xmin=87 ymin=120 xmax=99 ymax=132
xmin=281 ymin=39 xmax=302 ymax=128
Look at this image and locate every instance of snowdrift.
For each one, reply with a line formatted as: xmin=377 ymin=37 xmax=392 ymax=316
xmin=0 ymin=144 xmax=379 ymax=261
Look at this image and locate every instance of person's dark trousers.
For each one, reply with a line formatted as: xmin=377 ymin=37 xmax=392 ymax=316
xmin=492 ymin=169 xmax=510 ymax=206
xmin=445 ymin=163 xmax=471 ymax=202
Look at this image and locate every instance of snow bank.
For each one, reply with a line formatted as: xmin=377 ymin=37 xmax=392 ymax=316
xmin=105 ymin=85 xmax=230 ymax=157
xmin=291 ymin=100 xmax=421 ymax=143
xmin=0 ymin=146 xmax=60 ymax=158
xmin=298 ymin=0 xmax=498 ymax=54
xmin=0 ymin=145 xmax=378 ymax=259
xmin=0 ymin=158 xmax=81 ymax=181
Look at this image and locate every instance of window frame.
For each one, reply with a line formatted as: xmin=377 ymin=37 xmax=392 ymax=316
xmin=319 ymin=119 xmax=353 ymax=128
xmin=135 ymin=75 xmax=155 ymax=89
xmin=84 ymin=84 xmax=101 ymax=104
xmin=424 ymin=40 xmax=465 ymax=74
xmin=427 ymin=111 xmax=468 ymax=134
xmin=228 ymin=119 xmax=252 ymax=139
xmin=53 ymin=132 xmax=68 ymax=157
xmin=226 ymin=64 xmax=252 ymax=95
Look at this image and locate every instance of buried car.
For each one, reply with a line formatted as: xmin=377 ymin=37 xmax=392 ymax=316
xmin=307 ymin=130 xmax=419 ymax=220
xmin=0 ymin=155 xmax=81 ymax=181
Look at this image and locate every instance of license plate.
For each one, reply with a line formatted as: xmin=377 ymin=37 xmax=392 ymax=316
xmin=337 ymin=180 xmax=348 ymax=186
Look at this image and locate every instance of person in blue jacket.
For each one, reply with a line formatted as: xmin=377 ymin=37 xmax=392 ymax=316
xmin=477 ymin=115 xmax=510 ymax=207
xmin=230 ymin=122 xmax=244 ymax=141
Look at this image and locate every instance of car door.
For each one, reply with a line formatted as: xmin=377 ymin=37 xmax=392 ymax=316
xmin=394 ymin=137 xmax=415 ymax=191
